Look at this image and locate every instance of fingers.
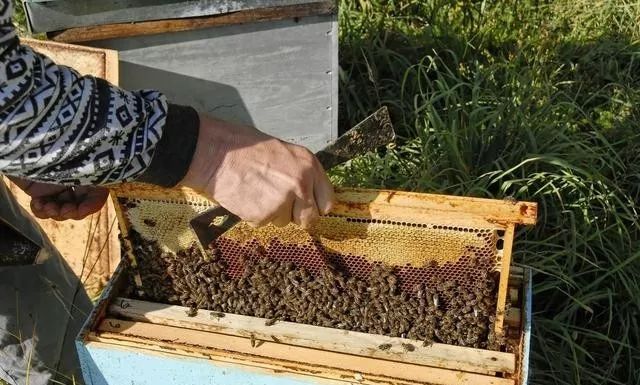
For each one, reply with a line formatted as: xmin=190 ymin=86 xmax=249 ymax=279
xmin=76 ymin=188 xmax=109 ymax=218
xmin=255 ymin=186 xmax=317 ymax=229
xmin=6 ymin=176 xmax=34 ymax=191
xmin=313 ymin=160 xmax=335 ymax=215
xmin=258 ymin=159 xmax=333 ymax=229
xmin=25 ymin=181 xmax=67 ymax=199
xmin=31 ymin=199 xmax=61 ymax=219
xmin=270 ymin=197 xmax=294 ymax=228
xmin=57 ymin=201 xmax=81 ymax=221
xmin=292 ymin=196 xmax=319 ymax=229
xmin=29 ymin=187 xmax=108 ymax=221
xmin=293 ymin=165 xmax=320 ymax=229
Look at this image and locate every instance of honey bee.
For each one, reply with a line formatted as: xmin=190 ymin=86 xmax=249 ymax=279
xmin=378 ymin=343 xmax=392 ymax=351
xmin=210 ymin=311 xmax=225 ymax=319
xmin=128 ymin=231 xmax=504 ymax=351
xmin=503 ymin=196 xmax=518 ymax=205
xmin=401 ymin=343 xmax=415 ymax=352
xmin=265 ymin=318 xmax=278 ymax=326
xmin=185 ymin=307 xmax=198 ymax=317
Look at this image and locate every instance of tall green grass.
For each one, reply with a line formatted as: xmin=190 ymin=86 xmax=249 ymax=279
xmin=337 ymin=1 xmax=640 ymax=384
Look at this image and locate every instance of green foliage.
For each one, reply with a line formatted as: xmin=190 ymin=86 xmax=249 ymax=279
xmin=337 ymin=1 xmax=640 ymax=384
xmin=12 ymin=0 xmax=28 ymax=36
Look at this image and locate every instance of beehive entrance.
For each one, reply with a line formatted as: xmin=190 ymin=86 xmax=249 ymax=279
xmin=112 ymin=184 xmax=536 ymax=349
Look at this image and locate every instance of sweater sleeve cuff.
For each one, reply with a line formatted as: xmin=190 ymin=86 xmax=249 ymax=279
xmin=135 ymin=104 xmax=200 ymax=187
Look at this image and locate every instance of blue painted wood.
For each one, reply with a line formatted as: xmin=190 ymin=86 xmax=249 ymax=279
xmin=80 ymin=342 xmax=330 ymax=385
xmin=521 ymin=268 xmax=533 ymax=385
xmin=76 ymin=341 xmax=109 ymax=385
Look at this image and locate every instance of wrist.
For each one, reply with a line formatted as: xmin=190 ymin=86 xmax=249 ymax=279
xmin=180 ymin=114 xmax=228 ymax=193
xmin=136 ymin=104 xmax=199 ymax=187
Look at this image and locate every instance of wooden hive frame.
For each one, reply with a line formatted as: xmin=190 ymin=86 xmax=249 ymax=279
xmin=109 ymin=183 xmax=536 ymax=334
xmin=74 ymin=183 xmax=536 ymax=385
xmin=48 ymin=1 xmax=337 ymax=43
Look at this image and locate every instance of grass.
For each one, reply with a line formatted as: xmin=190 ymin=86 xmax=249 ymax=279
xmin=12 ymin=0 xmax=27 ymax=36
xmin=336 ymin=1 xmax=640 ymax=384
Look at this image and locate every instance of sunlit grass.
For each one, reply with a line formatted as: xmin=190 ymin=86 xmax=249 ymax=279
xmin=337 ymin=1 xmax=640 ymax=384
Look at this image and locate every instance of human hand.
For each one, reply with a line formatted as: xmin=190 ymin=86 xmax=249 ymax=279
xmin=181 ymin=115 xmax=334 ymax=228
xmin=9 ymin=178 xmax=108 ymax=221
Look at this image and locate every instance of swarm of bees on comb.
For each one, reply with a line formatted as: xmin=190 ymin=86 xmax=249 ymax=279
xmin=126 ymin=230 xmax=505 ymax=350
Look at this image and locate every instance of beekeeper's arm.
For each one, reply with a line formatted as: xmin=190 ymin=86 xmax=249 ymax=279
xmin=0 ymin=0 xmax=333 ymax=227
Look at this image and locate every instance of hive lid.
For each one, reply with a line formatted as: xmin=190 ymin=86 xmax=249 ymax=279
xmin=24 ymin=0 xmax=334 ymax=34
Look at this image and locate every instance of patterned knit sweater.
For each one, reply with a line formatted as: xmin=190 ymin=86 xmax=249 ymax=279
xmin=0 ymin=0 xmax=199 ymax=187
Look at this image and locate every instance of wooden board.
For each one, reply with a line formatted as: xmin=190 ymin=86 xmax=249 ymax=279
xmin=505 ymin=308 xmax=521 ymax=329
xmin=96 ymin=320 xmax=515 ymax=385
xmin=109 ymin=184 xmax=537 ymax=228
xmin=3 ymin=39 xmax=120 ymax=298
xmin=78 ymin=14 xmax=338 ymax=153
xmin=22 ymin=38 xmax=119 ymax=83
xmin=27 ymin=0 xmax=330 ymax=34
xmin=83 ymin=339 xmax=353 ymax=385
xmin=494 ymin=225 xmax=516 ymax=336
xmin=109 ymin=297 xmax=516 ymax=374
xmin=49 ymin=2 xmax=336 ymax=43
xmin=77 ymin=265 xmax=529 ymax=385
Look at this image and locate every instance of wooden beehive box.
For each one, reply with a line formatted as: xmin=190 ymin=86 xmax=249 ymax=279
xmin=76 ymin=185 xmax=535 ymax=385
xmin=25 ymin=0 xmax=339 ymax=151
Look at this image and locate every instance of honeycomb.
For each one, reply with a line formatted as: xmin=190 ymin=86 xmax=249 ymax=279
xmin=215 ymin=220 xmax=500 ymax=292
xmin=121 ymin=197 xmax=504 ymax=293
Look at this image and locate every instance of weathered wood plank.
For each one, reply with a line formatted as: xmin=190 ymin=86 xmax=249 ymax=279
xmin=505 ymin=308 xmax=521 ymax=329
xmin=331 ymin=190 xmax=537 ymax=226
xmin=109 ymin=184 xmax=537 ymax=227
xmin=97 ymin=319 xmax=515 ymax=385
xmin=495 ymin=225 xmax=516 ymax=335
xmin=27 ymin=0 xmax=327 ymax=33
xmin=50 ymin=2 xmax=336 ymax=43
xmin=509 ymin=288 xmax=520 ymax=306
xmin=109 ymin=297 xmax=516 ymax=374
xmin=84 ymin=14 xmax=338 ymax=153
